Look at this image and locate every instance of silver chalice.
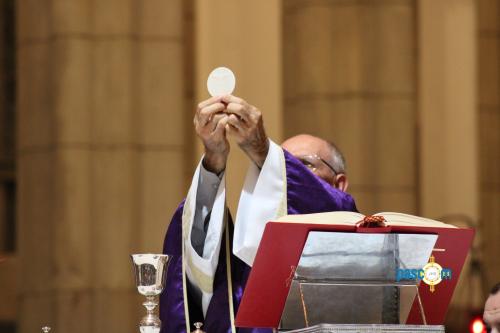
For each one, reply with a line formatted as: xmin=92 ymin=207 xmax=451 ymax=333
xmin=131 ymin=254 xmax=171 ymax=333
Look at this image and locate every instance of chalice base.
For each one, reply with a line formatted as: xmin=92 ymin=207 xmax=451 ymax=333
xmin=139 ymin=313 xmax=161 ymax=333
xmin=139 ymin=325 xmax=161 ymax=333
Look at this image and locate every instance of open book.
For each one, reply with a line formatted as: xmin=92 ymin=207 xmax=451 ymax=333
xmin=276 ymin=211 xmax=457 ymax=228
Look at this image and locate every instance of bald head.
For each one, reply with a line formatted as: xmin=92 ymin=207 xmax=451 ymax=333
xmin=484 ymin=283 xmax=500 ymax=333
xmin=282 ymin=134 xmax=348 ymax=191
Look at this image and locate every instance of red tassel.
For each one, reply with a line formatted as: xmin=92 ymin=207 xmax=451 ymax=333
xmin=355 ymin=215 xmax=387 ymax=228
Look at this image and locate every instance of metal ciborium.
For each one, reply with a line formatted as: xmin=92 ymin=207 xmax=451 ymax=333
xmin=131 ymin=254 xmax=171 ymax=333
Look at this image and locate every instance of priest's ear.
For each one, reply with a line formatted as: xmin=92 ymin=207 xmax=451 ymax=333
xmin=334 ymin=173 xmax=349 ymax=192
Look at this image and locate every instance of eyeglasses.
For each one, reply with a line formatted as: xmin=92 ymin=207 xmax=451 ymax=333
xmin=296 ymin=154 xmax=340 ymax=175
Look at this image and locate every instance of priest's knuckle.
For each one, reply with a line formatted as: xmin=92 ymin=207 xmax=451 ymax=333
xmin=232 ymin=104 xmax=242 ymax=113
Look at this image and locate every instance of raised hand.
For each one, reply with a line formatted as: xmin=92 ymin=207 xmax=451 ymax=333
xmin=222 ymin=95 xmax=269 ymax=168
xmin=194 ymin=96 xmax=230 ymax=174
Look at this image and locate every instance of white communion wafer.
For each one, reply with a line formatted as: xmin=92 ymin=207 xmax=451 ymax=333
xmin=207 ymin=67 xmax=236 ymax=97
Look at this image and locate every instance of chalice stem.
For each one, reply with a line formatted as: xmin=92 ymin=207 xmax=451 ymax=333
xmin=141 ymin=296 xmax=160 ymax=326
xmin=143 ymin=296 xmax=158 ymax=314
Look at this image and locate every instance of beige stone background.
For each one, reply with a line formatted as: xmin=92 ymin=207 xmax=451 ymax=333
xmin=0 ymin=0 xmax=498 ymax=333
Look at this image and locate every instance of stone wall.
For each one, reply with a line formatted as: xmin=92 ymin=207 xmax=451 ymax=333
xmin=478 ymin=0 xmax=500 ymax=289
xmin=16 ymin=1 xmax=188 ymax=332
xmin=283 ymin=0 xmax=418 ymax=214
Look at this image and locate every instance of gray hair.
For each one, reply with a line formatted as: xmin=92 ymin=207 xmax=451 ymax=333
xmin=326 ymin=140 xmax=346 ymax=174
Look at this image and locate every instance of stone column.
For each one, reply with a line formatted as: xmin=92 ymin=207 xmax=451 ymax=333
xmin=418 ymin=0 xmax=479 ymax=330
xmin=0 ymin=0 xmax=7 ymax=250
xmin=477 ymin=0 xmax=500 ymax=289
xmin=418 ymin=0 xmax=479 ymax=225
xmin=283 ymin=0 xmax=418 ymax=214
xmin=0 ymin=1 xmax=5 ymax=252
xmin=16 ymin=1 xmax=186 ymax=333
xmin=0 ymin=0 xmax=18 ymax=326
xmin=194 ymin=0 xmax=283 ymax=210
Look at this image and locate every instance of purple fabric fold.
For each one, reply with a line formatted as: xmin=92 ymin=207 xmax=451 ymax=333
xmin=284 ymin=149 xmax=357 ymax=214
xmin=160 ymin=150 xmax=357 ymax=333
xmin=160 ymin=201 xmax=188 ymax=333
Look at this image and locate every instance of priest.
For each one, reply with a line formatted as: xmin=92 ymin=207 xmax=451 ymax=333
xmin=160 ymin=95 xmax=357 ymax=333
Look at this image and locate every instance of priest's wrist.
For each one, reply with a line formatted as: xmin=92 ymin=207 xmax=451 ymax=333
xmin=203 ymin=150 xmax=228 ymax=175
xmin=243 ymin=138 xmax=269 ymax=169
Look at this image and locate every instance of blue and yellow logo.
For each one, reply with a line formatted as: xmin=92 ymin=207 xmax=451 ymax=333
xmin=396 ymin=255 xmax=452 ymax=292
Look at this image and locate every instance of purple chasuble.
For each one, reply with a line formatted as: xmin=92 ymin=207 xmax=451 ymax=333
xmin=160 ymin=150 xmax=357 ymax=333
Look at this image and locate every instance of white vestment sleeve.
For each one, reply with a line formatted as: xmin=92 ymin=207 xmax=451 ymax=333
xmin=233 ymin=139 xmax=287 ymax=267
xmin=183 ymin=157 xmax=226 ymax=316
xmin=191 ymin=165 xmax=222 ymax=256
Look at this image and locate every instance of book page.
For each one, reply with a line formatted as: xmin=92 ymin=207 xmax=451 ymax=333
xmin=374 ymin=212 xmax=457 ymax=228
xmin=275 ymin=211 xmax=365 ymax=225
xmin=275 ymin=211 xmax=457 ymax=228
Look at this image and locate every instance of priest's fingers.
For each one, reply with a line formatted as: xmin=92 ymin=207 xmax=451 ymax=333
xmin=212 ymin=115 xmax=229 ymax=138
xmin=225 ymin=123 xmax=239 ymax=140
xmin=223 ymin=95 xmax=263 ymax=127
xmin=225 ymin=102 xmax=251 ymax=123
xmin=221 ymin=94 xmax=245 ymax=106
xmin=225 ymin=114 xmax=247 ymax=144
xmin=195 ymin=95 xmax=223 ymax=127
xmin=222 ymin=95 xmax=248 ymax=118
xmin=210 ymin=113 xmax=227 ymax=132
xmin=197 ymin=96 xmax=223 ymax=111
xmin=197 ymin=102 xmax=226 ymax=127
xmin=226 ymin=114 xmax=244 ymax=131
